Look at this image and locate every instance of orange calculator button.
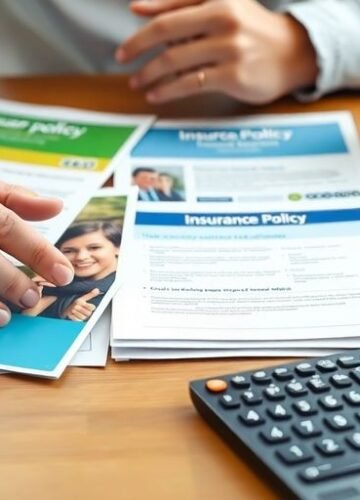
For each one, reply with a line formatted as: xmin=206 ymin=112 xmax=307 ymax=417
xmin=206 ymin=379 xmax=228 ymax=393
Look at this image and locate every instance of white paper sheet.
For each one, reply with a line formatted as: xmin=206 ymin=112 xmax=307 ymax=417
xmin=111 ymin=337 xmax=360 ymax=349
xmin=70 ymin=306 xmax=110 ymax=367
xmin=112 ymin=190 xmax=360 ymax=343
xmin=112 ymin=347 xmax=338 ymax=361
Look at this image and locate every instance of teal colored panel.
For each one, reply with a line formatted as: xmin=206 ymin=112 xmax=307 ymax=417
xmin=0 ymin=314 xmax=83 ymax=372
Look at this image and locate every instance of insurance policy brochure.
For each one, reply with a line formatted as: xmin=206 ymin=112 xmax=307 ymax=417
xmin=0 ymin=98 xmax=153 ymax=246
xmin=0 ymin=190 xmax=126 ymax=378
xmin=112 ymin=190 xmax=360 ymax=343
xmin=115 ymin=111 xmax=360 ymax=204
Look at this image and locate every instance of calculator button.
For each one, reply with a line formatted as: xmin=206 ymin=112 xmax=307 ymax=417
xmin=293 ymin=419 xmax=322 ymax=438
xmin=263 ymin=384 xmax=285 ymax=401
xmin=267 ymin=404 xmax=291 ymax=421
xmin=238 ymin=409 xmax=264 ymax=426
xmin=251 ymin=371 xmax=271 ymax=384
xmin=346 ymin=432 xmax=360 ymax=450
xmin=354 ymin=412 xmax=360 ymax=422
xmin=219 ymin=394 xmax=241 ymax=409
xmin=273 ymin=367 xmax=293 ymax=381
xmin=318 ymin=394 xmax=343 ymax=411
xmin=343 ymin=389 xmax=360 ymax=406
xmin=295 ymin=363 xmax=316 ymax=377
xmin=260 ymin=425 xmax=289 ymax=444
xmin=230 ymin=375 xmax=250 ymax=389
xmin=293 ymin=400 xmax=318 ymax=416
xmin=324 ymin=414 xmax=354 ymax=431
xmin=315 ymin=438 xmax=344 ymax=457
xmin=277 ymin=444 xmax=313 ymax=465
xmin=350 ymin=367 xmax=360 ymax=384
xmin=299 ymin=460 xmax=360 ymax=483
xmin=285 ymin=380 xmax=308 ymax=397
xmin=241 ymin=390 xmax=262 ymax=405
xmin=316 ymin=359 xmax=337 ymax=373
xmin=205 ymin=379 xmax=228 ymax=393
xmin=330 ymin=374 xmax=352 ymax=388
xmin=337 ymin=356 xmax=360 ymax=369
xmin=307 ymin=375 xmax=330 ymax=394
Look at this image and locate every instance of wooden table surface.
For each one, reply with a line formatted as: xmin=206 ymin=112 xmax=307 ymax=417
xmin=0 ymin=76 xmax=359 ymax=500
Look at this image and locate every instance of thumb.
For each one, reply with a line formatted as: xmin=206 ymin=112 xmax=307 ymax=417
xmin=81 ymin=288 xmax=101 ymax=302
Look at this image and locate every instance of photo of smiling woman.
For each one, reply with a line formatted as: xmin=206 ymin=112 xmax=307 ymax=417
xmin=22 ymin=221 xmax=121 ymax=321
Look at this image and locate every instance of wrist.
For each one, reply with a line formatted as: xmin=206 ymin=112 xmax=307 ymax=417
xmin=275 ymin=13 xmax=318 ymax=95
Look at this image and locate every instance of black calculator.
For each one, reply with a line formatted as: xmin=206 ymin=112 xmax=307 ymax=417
xmin=190 ymin=351 xmax=360 ymax=500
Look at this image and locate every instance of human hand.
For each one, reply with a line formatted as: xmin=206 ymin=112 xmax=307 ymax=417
xmin=0 ymin=182 xmax=74 ymax=326
xmin=117 ymin=0 xmax=318 ymax=104
xmin=63 ymin=288 xmax=101 ymax=322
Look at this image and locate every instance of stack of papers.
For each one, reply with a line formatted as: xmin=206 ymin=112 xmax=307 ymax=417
xmin=110 ymin=112 xmax=360 ymax=361
xmin=2 ymin=98 xmax=360 ymax=375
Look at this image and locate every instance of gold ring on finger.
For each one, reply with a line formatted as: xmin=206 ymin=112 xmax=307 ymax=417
xmin=197 ymin=70 xmax=206 ymax=89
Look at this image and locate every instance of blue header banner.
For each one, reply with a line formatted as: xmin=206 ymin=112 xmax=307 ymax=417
xmin=131 ymin=123 xmax=347 ymax=158
xmin=135 ymin=208 xmax=360 ymax=227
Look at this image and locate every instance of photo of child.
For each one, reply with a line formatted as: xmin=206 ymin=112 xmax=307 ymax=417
xmin=19 ymin=193 xmax=126 ymax=322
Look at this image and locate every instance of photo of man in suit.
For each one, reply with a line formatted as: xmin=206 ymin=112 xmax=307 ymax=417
xmin=132 ymin=167 xmax=161 ymax=201
xmin=132 ymin=167 xmax=185 ymax=202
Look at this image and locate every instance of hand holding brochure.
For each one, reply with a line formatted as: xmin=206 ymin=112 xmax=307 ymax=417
xmin=0 ymin=190 xmax=127 ymax=378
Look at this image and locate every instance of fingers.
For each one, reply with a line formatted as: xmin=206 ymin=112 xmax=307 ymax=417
xmin=0 ymin=251 xmax=42 ymax=309
xmin=130 ymin=0 xmax=204 ymax=16
xmin=65 ymin=288 xmax=100 ymax=321
xmin=129 ymin=36 xmax=235 ymax=90
xmin=0 ymin=205 xmax=74 ymax=287
xmin=0 ymin=182 xmax=63 ymax=221
xmin=80 ymin=288 xmax=101 ymax=302
xmin=66 ymin=300 xmax=97 ymax=322
xmin=145 ymin=65 xmax=224 ymax=102
xmin=0 ymin=181 xmax=73 ymax=317
xmin=144 ymin=60 xmax=277 ymax=104
xmin=67 ymin=312 xmax=87 ymax=322
xmin=0 ymin=302 xmax=11 ymax=327
xmin=117 ymin=3 xmax=218 ymax=63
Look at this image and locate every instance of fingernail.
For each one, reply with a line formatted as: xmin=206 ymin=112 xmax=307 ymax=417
xmin=20 ymin=288 xmax=40 ymax=308
xmin=115 ymin=48 xmax=126 ymax=63
xmin=46 ymin=196 xmax=63 ymax=206
xmin=0 ymin=308 xmax=10 ymax=326
xmin=52 ymin=263 xmax=74 ymax=286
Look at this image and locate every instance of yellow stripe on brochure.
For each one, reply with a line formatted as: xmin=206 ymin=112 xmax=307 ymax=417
xmin=0 ymin=146 xmax=110 ymax=172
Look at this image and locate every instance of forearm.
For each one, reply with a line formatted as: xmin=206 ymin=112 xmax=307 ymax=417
xmin=280 ymin=0 xmax=360 ymax=100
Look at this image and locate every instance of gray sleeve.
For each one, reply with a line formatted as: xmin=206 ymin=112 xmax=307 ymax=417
xmin=280 ymin=0 xmax=360 ymax=101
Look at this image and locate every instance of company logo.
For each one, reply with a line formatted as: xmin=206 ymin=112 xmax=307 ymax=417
xmin=288 ymin=190 xmax=360 ymax=201
xmin=288 ymin=192 xmax=302 ymax=201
